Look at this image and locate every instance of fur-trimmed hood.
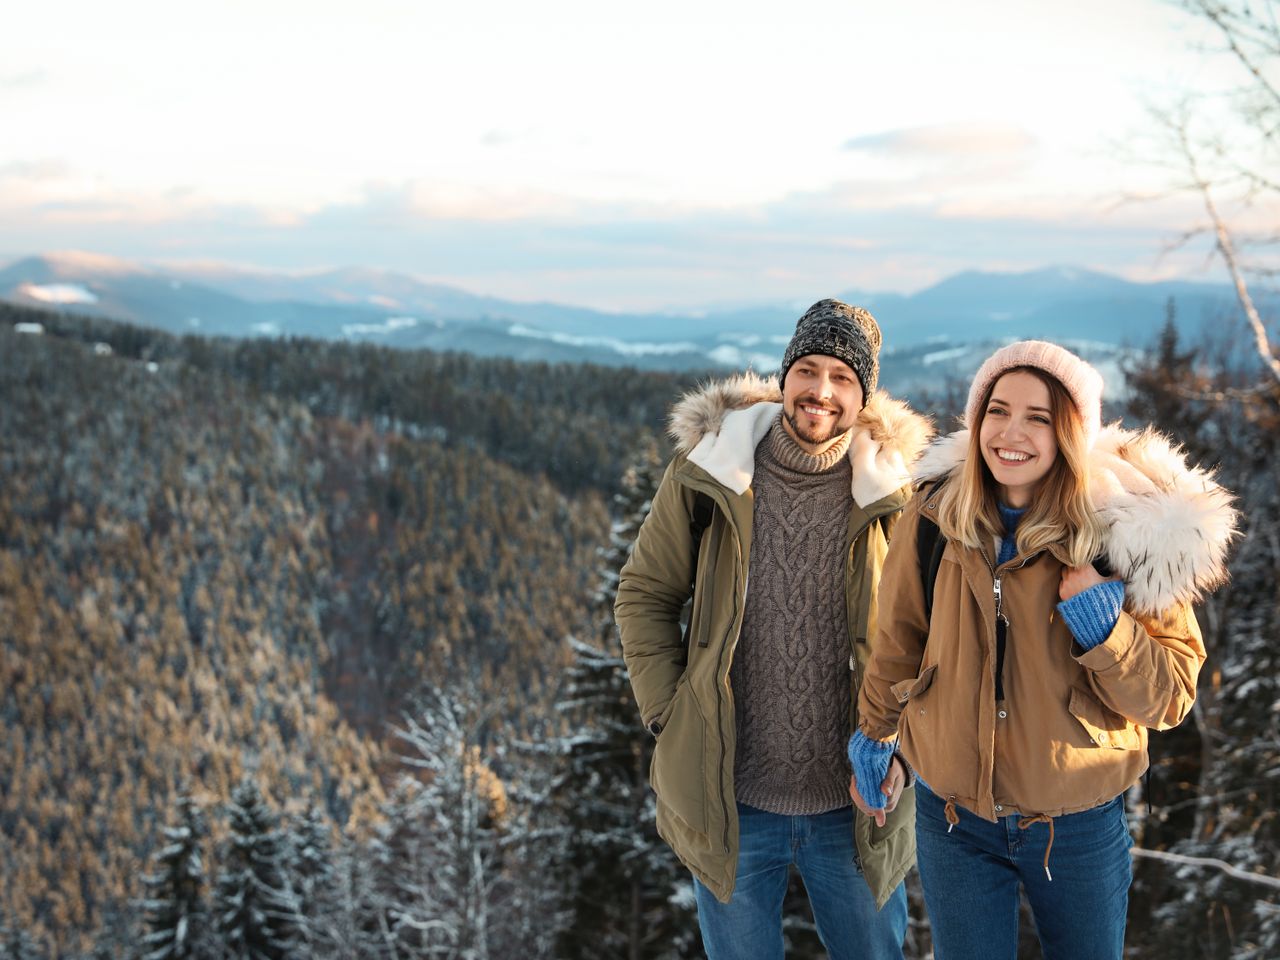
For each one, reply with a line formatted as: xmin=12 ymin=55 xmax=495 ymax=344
xmin=667 ymin=372 xmax=934 ymax=508
xmin=913 ymin=425 xmax=1239 ymax=616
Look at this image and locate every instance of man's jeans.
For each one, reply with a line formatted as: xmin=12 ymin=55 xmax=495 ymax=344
xmin=915 ymin=783 xmax=1132 ymax=960
xmin=692 ymin=802 xmax=908 ymax=960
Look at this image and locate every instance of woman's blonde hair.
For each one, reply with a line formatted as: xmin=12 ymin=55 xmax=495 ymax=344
xmin=936 ymin=366 xmax=1105 ymax=567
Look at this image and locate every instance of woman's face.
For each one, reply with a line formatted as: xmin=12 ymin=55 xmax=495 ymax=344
xmin=978 ymin=370 xmax=1059 ymax=508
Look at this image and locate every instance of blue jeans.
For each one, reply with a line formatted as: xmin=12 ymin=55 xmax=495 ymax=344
xmin=915 ymin=784 xmax=1132 ymax=960
xmin=692 ymin=802 xmax=908 ymax=960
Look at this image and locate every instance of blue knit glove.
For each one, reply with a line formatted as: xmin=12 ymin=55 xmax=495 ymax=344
xmin=1057 ymin=579 xmax=1125 ymax=651
xmin=848 ymin=730 xmax=896 ymax=811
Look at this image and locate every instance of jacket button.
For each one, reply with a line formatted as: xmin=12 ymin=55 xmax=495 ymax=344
xmin=995 ymin=804 xmax=1004 ymax=813
xmin=997 ymin=710 xmax=1008 ymax=719
xmin=1097 ymin=732 xmax=1108 ymax=743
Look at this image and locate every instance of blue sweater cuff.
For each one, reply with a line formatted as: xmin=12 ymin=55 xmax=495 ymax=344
xmin=1057 ymin=580 xmax=1125 ymax=651
xmin=848 ymin=730 xmax=895 ymax=810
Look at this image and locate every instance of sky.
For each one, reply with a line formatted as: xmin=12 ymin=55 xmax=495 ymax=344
xmin=0 ymin=0 xmax=1262 ymax=311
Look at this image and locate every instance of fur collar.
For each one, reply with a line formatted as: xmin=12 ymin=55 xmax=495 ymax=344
xmin=667 ymin=372 xmax=933 ymax=508
xmin=914 ymin=424 xmax=1239 ymax=616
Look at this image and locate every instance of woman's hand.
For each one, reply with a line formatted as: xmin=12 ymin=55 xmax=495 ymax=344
xmin=1059 ymin=563 xmax=1107 ymax=601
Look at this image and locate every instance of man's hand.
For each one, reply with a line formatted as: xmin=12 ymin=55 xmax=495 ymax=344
xmin=849 ymin=755 xmax=906 ymax=828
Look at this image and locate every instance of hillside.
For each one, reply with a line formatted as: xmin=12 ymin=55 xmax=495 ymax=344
xmin=0 ymin=305 xmax=659 ymax=952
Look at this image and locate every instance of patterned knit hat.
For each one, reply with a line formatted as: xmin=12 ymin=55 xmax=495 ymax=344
xmin=965 ymin=340 xmax=1104 ymax=449
xmin=778 ymin=299 xmax=882 ymax=405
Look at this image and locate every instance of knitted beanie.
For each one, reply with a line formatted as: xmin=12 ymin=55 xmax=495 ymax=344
xmin=965 ymin=340 xmax=1104 ymax=449
xmin=778 ymin=300 xmax=882 ymax=405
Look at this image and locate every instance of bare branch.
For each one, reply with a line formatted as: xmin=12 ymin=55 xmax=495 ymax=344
xmin=1132 ymin=846 xmax=1280 ymax=891
xmin=1175 ymin=121 xmax=1280 ymax=386
xmin=1188 ymin=0 xmax=1280 ymax=111
xmin=1169 ymin=381 xmax=1279 ymax=402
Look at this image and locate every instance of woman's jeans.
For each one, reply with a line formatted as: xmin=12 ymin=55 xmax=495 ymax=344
xmin=915 ymin=783 xmax=1132 ymax=960
xmin=692 ymin=802 xmax=908 ymax=960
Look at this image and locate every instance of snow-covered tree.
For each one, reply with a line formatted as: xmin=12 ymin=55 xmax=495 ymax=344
xmin=376 ymin=678 xmax=567 ymax=959
xmin=380 ymin=685 xmax=507 ymax=958
xmin=552 ymin=440 xmax=699 ymax=960
xmin=213 ymin=779 xmax=299 ymax=959
xmin=139 ymin=791 xmax=215 ymax=960
xmin=1125 ymin=5 xmax=1280 ymax=953
xmin=314 ymin=832 xmax=393 ymax=960
xmin=282 ymin=803 xmax=337 ymax=954
xmin=1125 ymin=320 xmax=1279 ymax=959
xmin=0 ymin=917 xmax=43 ymax=960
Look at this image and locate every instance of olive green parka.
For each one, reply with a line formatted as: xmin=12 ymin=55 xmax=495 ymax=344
xmin=614 ymin=373 xmax=932 ymax=906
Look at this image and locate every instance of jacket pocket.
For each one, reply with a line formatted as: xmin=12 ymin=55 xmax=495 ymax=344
xmin=891 ymin=664 xmax=937 ymax=704
xmin=1068 ymin=687 xmax=1142 ymax=750
xmin=649 ymin=681 xmax=708 ymax=834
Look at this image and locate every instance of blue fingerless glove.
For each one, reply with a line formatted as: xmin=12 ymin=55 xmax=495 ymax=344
xmin=847 ymin=729 xmax=896 ymax=811
xmin=1057 ymin=579 xmax=1125 ymax=652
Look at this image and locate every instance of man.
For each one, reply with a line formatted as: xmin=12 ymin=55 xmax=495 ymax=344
xmin=614 ymin=300 xmax=931 ymax=959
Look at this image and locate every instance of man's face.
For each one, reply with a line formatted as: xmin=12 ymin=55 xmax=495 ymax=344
xmin=781 ymin=354 xmax=863 ymax=453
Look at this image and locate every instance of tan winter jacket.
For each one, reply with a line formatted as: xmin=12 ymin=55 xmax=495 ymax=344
xmin=858 ymin=425 xmax=1237 ymax=822
xmin=615 ymin=374 xmax=932 ymax=907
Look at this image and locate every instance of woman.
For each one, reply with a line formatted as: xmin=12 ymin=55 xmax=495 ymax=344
xmin=846 ymin=340 xmax=1237 ymax=960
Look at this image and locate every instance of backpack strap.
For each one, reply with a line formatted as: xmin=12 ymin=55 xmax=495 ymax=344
xmin=689 ymin=491 xmax=714 ymax=562
xmin=916 ymin=479 xmax=948 ymax=623
xmin=681 ymin=492 xmax=715 ymax=646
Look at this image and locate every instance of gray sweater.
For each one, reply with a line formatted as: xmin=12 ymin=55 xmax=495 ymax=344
xmin=731 ymin=415 xmax=854 ymax=815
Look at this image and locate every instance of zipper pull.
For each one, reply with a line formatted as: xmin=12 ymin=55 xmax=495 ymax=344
xmin=993 ymin=575 xmax=1004 ymax=622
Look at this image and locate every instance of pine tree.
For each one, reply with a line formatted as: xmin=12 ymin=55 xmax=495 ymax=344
xmin=1123 ymin=298 xmax=1206 ymax=448
xmin=140 ymin=791 xmax=214 ymax=960
xmin=553 ymin=440 xmax=699 ymax=960
xmin=316 ymin=832 xmax=391 ymax=960
xmin=1125 ymin=318 xmax=1280 ymax=958
xmin=378 ymin=677 xmax=571 ymax=959
xmin=0 ymin=917 xmax=43 ymax=960
xmin=282 ymin=803 xmax=337 ymax=954
xmin=381 ymin=684 xmax=505 ymax=958
xmin=213 ymin=779 xmax=300 ymax=959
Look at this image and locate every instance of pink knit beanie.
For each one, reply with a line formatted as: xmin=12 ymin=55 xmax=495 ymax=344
xmin=965 ymin=340 xmax=1104 ymax=449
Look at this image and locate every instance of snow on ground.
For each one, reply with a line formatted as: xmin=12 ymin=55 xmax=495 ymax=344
xmin=921 ymin=346 xmax=970 ymax=366
xmin=342 ymin=316 xmax=426 ymax=337
xmin=507 ymin=324 xmax=701 ymax=356
xmin=18 ymin=282 xmax=98 ymax=305
xmin=706 ymin=344 xmax=780 ymax=370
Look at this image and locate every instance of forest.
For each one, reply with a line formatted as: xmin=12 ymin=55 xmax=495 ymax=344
xmin=1 ymin=276 xmax=1276 ymax=958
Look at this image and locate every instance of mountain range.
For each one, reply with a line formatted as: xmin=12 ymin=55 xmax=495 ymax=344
xmin=0 ymin=251 xmax=1245 ymax=376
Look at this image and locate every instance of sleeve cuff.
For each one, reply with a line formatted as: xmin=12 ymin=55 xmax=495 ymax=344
xmin=1057 ymin=579 xmax=1125 ymax=651
xmin=894 ymin=750 xmax=916 ymax=790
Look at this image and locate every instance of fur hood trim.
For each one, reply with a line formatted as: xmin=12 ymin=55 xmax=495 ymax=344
xmin=914 ymin=424 xmax=1239 ymax=616
xmin=666 ymin=373 xmax=933 ymax=508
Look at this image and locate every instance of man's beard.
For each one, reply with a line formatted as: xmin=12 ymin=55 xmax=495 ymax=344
xmin=784 ymin=402 xmax=850 ymax=447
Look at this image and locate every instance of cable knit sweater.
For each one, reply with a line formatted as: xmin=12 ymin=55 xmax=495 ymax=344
xmin=731 ymin=416 xmax=855 ymax=815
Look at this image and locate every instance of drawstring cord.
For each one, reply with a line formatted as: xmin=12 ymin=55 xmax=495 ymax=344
xmin=1018 ymin=813 xmax=1055 ymax=881
xmin=944 ymin=796 xmax=960 ymax=833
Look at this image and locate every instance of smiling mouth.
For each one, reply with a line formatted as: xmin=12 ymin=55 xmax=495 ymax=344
xmin=800 ymin=403 xmax=838 ymax=418
xmin=995 ymin=448 xmax=1032 ymax=463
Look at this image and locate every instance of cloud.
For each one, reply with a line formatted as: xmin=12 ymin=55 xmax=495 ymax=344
xmin=321 ymin=179 xmax=580 ymax=224
xmin=0 ymin=169 xmax=1221 ymax=312
xmin=0 ymin=159 xmax=72 ymax=181
xmin=0 ymin=69 xmax=47 ymax=90
xmin=844 ymin=122 xmax=1038 ymax=158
